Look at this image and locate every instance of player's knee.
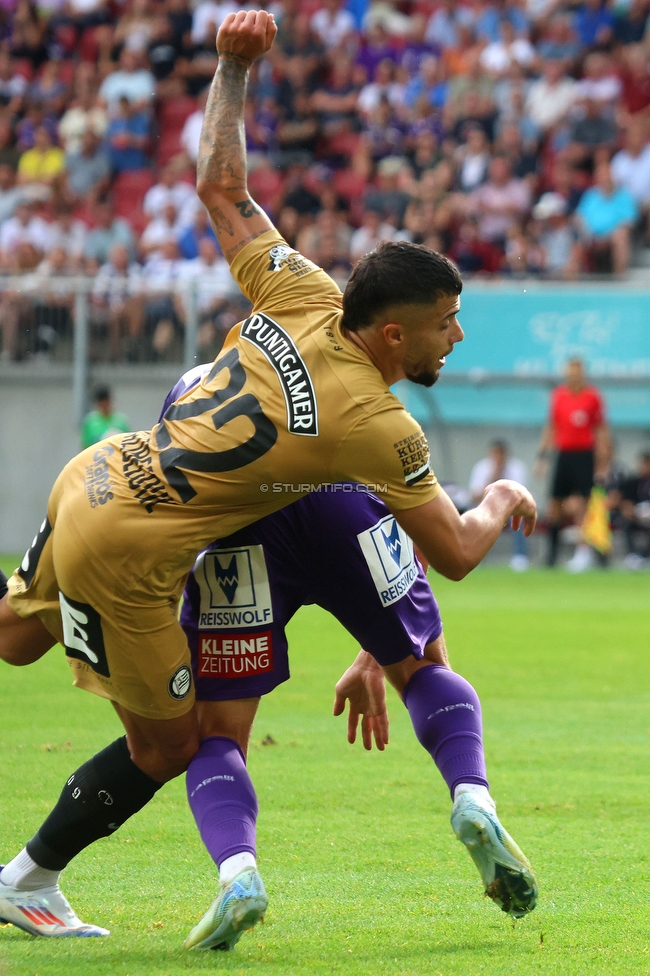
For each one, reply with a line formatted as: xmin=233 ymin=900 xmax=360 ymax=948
xmin=130 ymin=730 xmax=200 ymax=783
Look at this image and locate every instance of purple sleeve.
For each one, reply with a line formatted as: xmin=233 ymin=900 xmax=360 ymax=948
xmin=159 ymin=363 xmax=213 ymax=422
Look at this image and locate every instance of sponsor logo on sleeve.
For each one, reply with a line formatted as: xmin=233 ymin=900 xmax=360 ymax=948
xmin=84 ymin=445 xmax=115 ymax=508
xmin=357 ymin=515 xmax=419 ymax=607
xmin=393 ymin=431 xmax=432 ymax=486
xmin=267 ymin=244 xmax=317 ymax=277
xmin=120 ymin=432 xmax=177 ymax=512
xmin=198 ymin=630 xmax=274 ymax=677
xmin=240 ymin=312 xmax=318 ymax=436
xmin=195 ymin=545 xmax=274 ymax=630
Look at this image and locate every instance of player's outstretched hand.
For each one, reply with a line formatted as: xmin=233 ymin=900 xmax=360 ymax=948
xmin=484 ymin=479 xmax=537 ymax=537
xmin=333 ymin=650 xmax=389 ymax=751
xmin=217 ymin=9 xmax=277 ymax=64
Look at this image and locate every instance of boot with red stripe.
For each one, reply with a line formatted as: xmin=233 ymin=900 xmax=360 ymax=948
xmin=0 ymin=868 xmax=109 ymax=938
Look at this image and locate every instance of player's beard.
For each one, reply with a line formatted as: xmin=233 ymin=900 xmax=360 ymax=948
xmin=405 ymin=364 xmax=440 ymax=387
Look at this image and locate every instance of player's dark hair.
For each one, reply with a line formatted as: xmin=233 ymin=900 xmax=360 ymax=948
xmin=341 ymin=241 xmax=463 ymax=333
xmin=490 ymin=439 xmax=508 ymax=452
xmin=94 ymin=385 xmax=111 ymax=403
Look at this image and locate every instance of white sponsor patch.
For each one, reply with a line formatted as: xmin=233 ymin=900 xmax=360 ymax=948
xmin=357 ymin=515 xmax=419 ymax=607
xmin=195 ymin=545 xmax=273 ymax=630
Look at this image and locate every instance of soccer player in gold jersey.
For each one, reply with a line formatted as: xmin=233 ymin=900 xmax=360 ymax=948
xmin=0 ymin=9 xmax=537 ymax=940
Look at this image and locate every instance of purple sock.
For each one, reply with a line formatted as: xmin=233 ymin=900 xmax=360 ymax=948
xmin=403 ymin=665 xmax=489 ymax=798
xmin=186 ymin=736 xmax=257 ymax=867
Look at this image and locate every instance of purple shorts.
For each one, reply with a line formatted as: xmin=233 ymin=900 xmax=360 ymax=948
xmin=180 ymin=485 xmax=443 ymax=701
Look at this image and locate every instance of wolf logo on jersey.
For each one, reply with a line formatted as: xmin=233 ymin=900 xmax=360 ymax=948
xmin=357 ymin=515 xmax=419 ymax=608
xmin=195 ymin=546 xmax=274 ymax=630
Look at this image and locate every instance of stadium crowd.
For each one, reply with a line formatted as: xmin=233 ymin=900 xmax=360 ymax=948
xmin=1 ymin=0 xmax=650 ymax=359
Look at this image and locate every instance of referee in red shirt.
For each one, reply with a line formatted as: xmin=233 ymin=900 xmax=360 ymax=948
xmin=535 ymin=359 xmax=611 ymax=567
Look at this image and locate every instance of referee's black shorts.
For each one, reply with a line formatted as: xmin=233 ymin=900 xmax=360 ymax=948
xmin=551 ymin=450 xmax=594 ymax=500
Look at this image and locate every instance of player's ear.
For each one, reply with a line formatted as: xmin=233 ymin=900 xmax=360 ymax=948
xmin=382 ymin=323 xmax=403 ymax=347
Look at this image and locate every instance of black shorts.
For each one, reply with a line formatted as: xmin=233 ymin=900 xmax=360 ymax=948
xmin=551 ymin=450 xmax=594 ymax=500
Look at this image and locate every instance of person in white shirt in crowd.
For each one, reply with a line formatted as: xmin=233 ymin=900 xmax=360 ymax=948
xmin=479 ymin=21 xmax=537 ymax=77
xmin=143 ymin=161 xmax=199 ymax=225
xmin=0 ymin=164 xmax=25 ymax=226
xmin=574 ymin=52 xmax=621 ymax=108
xmin=58 ymin=85 xmax=108 ymax=156
xmin=470 ymin=440 xmax=531 ymax=570
xmin=140 ymin=201 xmax=184 ymax=259
xmin=98 ymin=49 xmax=157 ymax=116
xmin=456 ymin=124 xmax=491 ymax=192
xmin=91 ymin=243 xmax=144 ymax=361
xmin=611 ymin=123 xmax=650 ymax=238
xmin=191 ymin=0 xmax=236 ymax=45
xmin=349 ymin=208 xmax=397 ymax=264
xmin=310 ymin=0 xmax=356 ymax=50
xmin=47 ymin=204 xmax=87 ymax=266
xmin=525 ymin=58 xmax=578 ymax=132
xmin=180 ymin=89 xmax=208 ymax=165
xmin=141 ymin=239 xmax=184 ymax=358
xmin=357 ymin=59 xmax=405 ymax=117
xmin=178 ymin=236 xmax=241 ymax=356
xmin=531 ymin=192 xmax=580 ymax=276
xmin=0 ymin=201 xmax=52 ymax=267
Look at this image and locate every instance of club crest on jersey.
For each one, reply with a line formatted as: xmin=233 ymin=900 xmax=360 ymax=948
xmin=357 ymin=515 xmax=419 ymax=607
xmin=240 ymin=312 xmax=318 ymax=436
xmin=194 ymin=545 xmax=274 ymax=630
xmin=268 ymin=244 xmax=296 ymax=271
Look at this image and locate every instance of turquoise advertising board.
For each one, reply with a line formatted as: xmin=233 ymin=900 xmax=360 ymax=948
xmin=395 ymin=285 xmax=650 ymax=427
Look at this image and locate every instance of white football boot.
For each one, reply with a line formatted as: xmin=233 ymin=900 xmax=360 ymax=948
xmin=451 ymin=794 xmax=538 ymax=918
xmin=0 ymin=869 xmax=109 ymax=938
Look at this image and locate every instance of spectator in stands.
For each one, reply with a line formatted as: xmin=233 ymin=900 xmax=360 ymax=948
xmin=425 ymin=0 xmax=474 ymax=50
xmin=98 ymin=49 xmax=156 ymax=116
xmin=64 ymin=130 xmax=110 ymax=201
xmin=614 ymin=0 xmax=650 ymax=44
xmin=470 ymin=155 xmax=531 ymax=248
xmin=0 ymin=200 xmax=51 ymax=266
xmin=536 ymin=14 xmax=580 ymax=63
xmin=574 ymin=161 xmax=638 ymax=274
xmin=310 ymin=0 xmax=355 ymax=50
xmin=574 ymin=52 xmax=621 ymax=107
xmin=107 ymin=96 xmax=151 ymax=173
xmin=349 ymin=208 xmax=397 ymax=263
xmin=17 ymin=125 xmax=64 ymax=186
xmin=141 ymin=239 xmax=184 ymax=359
xmin=456 ymin=124 xmax=490 ymax=192
xmin=113 ymin=0 xmax=156 ymax=54
xmin=0 ymin=119 xmax=20 ymax=172
xmin=48 ymin=203 xmax=86 ymax=264
xmin=81 ymin=385 xmax=130 ymax=449
xmin=191 ymin=0 xmax=235 ymax=46
xmin=91 ymin=243 xmax=143 ymax=360
xmin=143 ymin=161 xmax=197 ymax=223
xmin=0 ymin=52 xmax=27 ymax=112
xmin=85 ymin=198 xmax=135 ymax=266
xmin=531 ymin=192 xmax=580 ymax=277
xmin=611 ymin=124 xmax=650 ymax=237
xmin=177 ymin=205 xmax=216 ymax=260
xmin=0 ymin=164 xmax=24 ymax=224
xmin=178 ymin=235 xmax=240 ymax=355
xmin=448 ymin=216 xmax=502 ymax=272
xmin=58 ymin=85 xmax=107 ymax=155
xmin=140 ymin=201 xmax=182 ymax=258
xmin=619 ymin=452 xmax=650 ymax=569
xmin=619 ymin=45 xmax=650 ymax=123
xmin=525 ymin=58 xmax=577 ymax=132
xmin=180 ymin=88 xmax=206 ymax=164
xmin=567 ymin=96 xmax=617 ymax=165
xmin=574 ymin=0 xmax=614 ymax=49
xmin=469 ymin=440 xmax=530 ymax=570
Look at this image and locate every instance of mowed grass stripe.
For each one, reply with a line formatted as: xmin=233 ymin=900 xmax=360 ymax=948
xmin=0 ymin=559 xmax=648 ymax=975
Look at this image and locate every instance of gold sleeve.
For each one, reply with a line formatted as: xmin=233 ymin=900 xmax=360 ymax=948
xmin=333 ymin=406 xmax=440 ymax=513
xmin=229 ymin=230 xmax=342 ymax=313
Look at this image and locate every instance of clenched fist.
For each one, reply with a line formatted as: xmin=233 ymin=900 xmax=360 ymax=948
xmin=217 ymin=9 xmax=277 ymax=64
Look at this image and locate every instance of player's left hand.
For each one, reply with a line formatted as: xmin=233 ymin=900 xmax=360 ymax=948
xmin=217 ymin=9 xmax=277 ymax=64
xmin=333 ymin=650 xmax=389 ymax=751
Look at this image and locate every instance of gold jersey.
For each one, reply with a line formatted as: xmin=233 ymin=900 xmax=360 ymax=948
xmin=79 ymin=230 xmax=439 ymax=589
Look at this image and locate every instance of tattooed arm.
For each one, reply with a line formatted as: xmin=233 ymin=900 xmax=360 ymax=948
xmin=196 ymin=9 xmax=277 ymax=264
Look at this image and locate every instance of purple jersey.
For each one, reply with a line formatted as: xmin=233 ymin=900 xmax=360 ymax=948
xmin=164 ymin=370 xmax=443 ymax=701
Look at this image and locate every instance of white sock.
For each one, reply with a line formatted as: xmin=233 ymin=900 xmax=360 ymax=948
xmin=453 ymin=783 xmax=495 ymax=809
xmin=0 ymin=848 xmax=61 ymax=891
xmin=219 ymin=852 xmax=256 ymax=887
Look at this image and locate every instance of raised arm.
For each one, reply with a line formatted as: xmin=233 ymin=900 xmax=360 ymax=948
xmin=196 ymin=9 xmax=277 ymax=264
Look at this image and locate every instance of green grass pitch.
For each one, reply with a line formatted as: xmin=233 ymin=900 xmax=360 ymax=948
xmin=1 ymin=556 xmax=649 ymax=976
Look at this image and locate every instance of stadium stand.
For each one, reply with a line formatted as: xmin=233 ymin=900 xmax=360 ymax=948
xmin=1 ymin=0 xmax=650 ymax=361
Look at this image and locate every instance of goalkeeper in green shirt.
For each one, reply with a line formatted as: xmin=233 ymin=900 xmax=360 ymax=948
xmin=81 ymin=386 xmax=130 ymax=449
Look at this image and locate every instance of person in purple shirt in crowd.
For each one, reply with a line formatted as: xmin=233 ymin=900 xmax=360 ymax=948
xmin=0 ymin=359 xmax=537 ymax=950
